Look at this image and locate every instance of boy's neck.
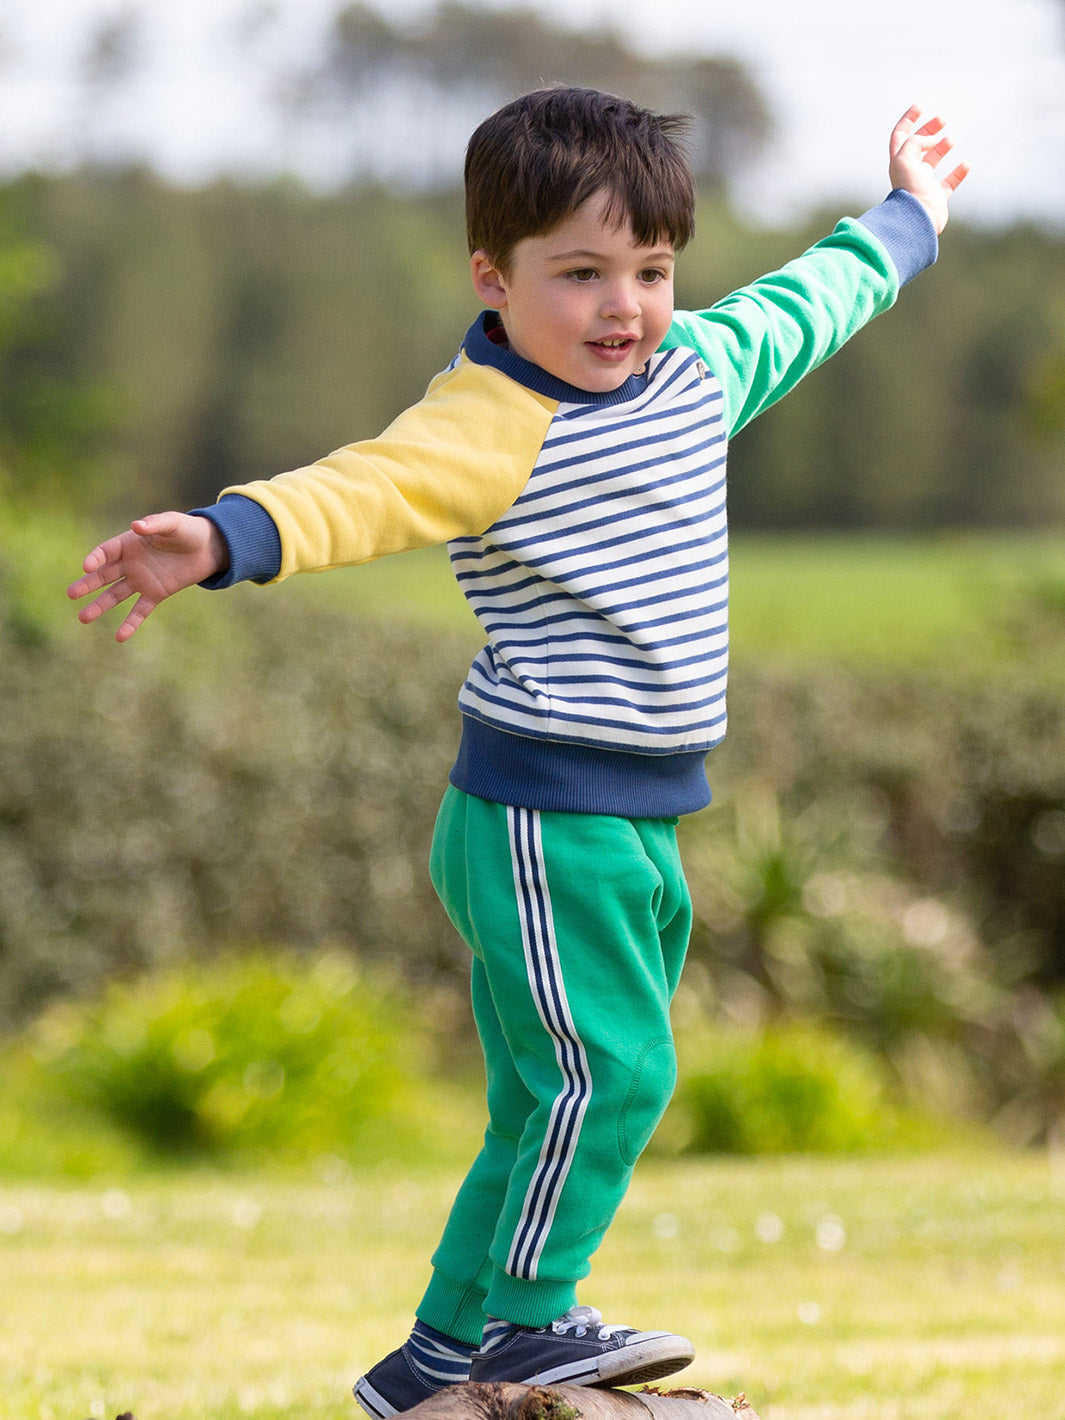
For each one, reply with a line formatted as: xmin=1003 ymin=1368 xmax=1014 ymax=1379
xmin=467 ymin=311 xmax=651 ymax=407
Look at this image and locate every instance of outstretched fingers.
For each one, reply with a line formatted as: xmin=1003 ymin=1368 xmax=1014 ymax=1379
xmin=891 ymin=108 xmax=954 ymax=161
xmin=890 ymin=104 xmax=937 ymax=157
xmin=73 ymin=576 xmax=132 ymax=623
xmin=68 ymin=537 xmax=128 ymax=600
xmin=75 ymin=578 xmax=160 ymax=640
xmin=919 ymin=131 xmax=970 ymax=196
xmin=942 ymin=160 xmax=971 ymax=193
xmin=69 ymin=510 xmax=221 ymax=641
xmin=112 ymin=596 xmax=158 ymax=643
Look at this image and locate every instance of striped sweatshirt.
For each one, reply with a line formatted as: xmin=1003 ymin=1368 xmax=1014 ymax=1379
xmin=198 ymin=190 xmax=937 ymax=818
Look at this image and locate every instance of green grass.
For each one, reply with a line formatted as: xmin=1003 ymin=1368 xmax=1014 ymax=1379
xmin=3 ymin=1152 xmax=1065 ymax=1420
xmin=729 ymin=533 xmax=1065 ymax=669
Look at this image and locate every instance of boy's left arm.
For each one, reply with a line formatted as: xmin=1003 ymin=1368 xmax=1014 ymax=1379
xmin=666 ymin=106 xmax=968 ymax=438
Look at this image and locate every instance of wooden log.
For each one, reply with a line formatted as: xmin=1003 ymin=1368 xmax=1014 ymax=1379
xmin=93 ymin=1386 xmax=762 ymax=1420
xmin=401 ymin=1382 xmax=762 ymax=1420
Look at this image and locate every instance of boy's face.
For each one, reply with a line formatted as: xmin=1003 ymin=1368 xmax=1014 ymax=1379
xmin=470 ymin=191 xmax=676 ymax=394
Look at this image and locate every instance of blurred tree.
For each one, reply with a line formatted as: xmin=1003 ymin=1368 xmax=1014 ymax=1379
xmin=720 ymin=217 xmax=1065 ymax=530
xmin=0 ymin=232 xmax=56 ymax=504
xmin=0 ymin=183 xmax=116 ymax=512
xmin=77 ymin=6 xmax=146 ymax=166
xmin=4 ymin=167 xmax=1065 ymax=529
xmin=82 ymin=7 xmax=143 ymax=89
xmin=284 ymin=1 xmax=771 ymax=190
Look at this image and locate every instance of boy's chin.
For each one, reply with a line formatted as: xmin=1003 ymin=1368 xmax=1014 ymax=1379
xmin=562 ymin=359 xmax=645 ymax=394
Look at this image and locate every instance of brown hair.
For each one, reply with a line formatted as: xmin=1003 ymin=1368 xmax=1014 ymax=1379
xmin=465 ymin=86 xmax=695 ymax=273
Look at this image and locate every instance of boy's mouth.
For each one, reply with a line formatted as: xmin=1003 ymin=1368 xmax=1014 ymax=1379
xmin=588 ymin=335 xmax=637 ymax=357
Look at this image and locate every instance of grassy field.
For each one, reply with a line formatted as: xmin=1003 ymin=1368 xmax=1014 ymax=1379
xmin=3 ymin=1152 xmax=1065 ymax=1420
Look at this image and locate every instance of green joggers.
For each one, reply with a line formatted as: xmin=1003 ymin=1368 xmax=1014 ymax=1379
xmin=416 ymin=786 xmax=692 ymax=1342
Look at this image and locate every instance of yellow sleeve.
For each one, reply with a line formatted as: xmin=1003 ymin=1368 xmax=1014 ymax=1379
xmin=219 ymin=353 xmax=558 ymax=581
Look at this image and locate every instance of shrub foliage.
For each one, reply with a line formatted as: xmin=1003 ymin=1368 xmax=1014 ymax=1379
xmin=665 ymin=1023 xmax=933 ymax=1156
xmin=19 ymin=951 xmax=429 ymax=1163
xmin=3 ymin=570 xmax=1065 ymax=1144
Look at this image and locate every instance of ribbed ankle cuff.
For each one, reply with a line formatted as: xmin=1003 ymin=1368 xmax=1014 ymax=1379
xmin=417 ymin=1271 xmax=488 ymax=1347
xmin=484 ymin=1270 xmax=578 ymax=1330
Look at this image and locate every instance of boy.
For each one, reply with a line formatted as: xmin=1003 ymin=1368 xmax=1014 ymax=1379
xmin=69 ymin=87 xmax=967 ymax=1415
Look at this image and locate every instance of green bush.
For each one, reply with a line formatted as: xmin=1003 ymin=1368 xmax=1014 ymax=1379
xmin=715 ymin=658 xmax=1065 ymax=987
xmin=665 ymin=1023 xmax=942 ymax=1155
xmin=2 ymin=950 xmax=472 ymax=1171
xmin=0 ymin=1054 xmax=137 ymax=1177
xmin=0 ymin=584 xmax=470 ymax=1026
xmin=678 ymin=786 xmax=1007 ymax=1119
xmin=6 ymin=544 xmax=1065 ymax=1144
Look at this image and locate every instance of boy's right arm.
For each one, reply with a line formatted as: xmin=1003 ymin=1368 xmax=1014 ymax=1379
xmin=70 ymin=350 xmax=559 ymax=640
xmin=68 ymin=510 xmax=229 ymax=642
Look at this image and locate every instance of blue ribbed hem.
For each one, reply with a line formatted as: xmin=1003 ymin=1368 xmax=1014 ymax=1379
xmin=191 ymin=495 xmax=283 ymax=588
xmin=449 ymin=716 xmax=713 ymax=817
xmin=857 ymin=189 xmax=938 ymax=287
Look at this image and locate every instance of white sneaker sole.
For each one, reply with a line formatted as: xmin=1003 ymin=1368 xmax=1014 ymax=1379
xmin=516 ymin=1334 xmax=695 ymax=1389
xmin=353 ymin=1376 xmax=399 ymax=1419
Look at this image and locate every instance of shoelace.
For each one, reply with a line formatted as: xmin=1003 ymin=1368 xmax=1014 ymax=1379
xmin=550 ymin=1305 xmax=629 ymax=1340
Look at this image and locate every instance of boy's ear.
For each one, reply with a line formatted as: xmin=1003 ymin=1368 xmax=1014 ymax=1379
xmin=470 ymin=251 xmax=508 ymax=309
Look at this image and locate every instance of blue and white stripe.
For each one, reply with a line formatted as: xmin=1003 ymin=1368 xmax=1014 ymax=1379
xmin=478 ymin=1316 xmax=516 ymax=1352
xmin=505 ymin=806 xmax=592 ymax=1281
xmin=451 ymin=347 xmax=731 ymax=755
xmin=405 ymin=1321 xmax=476 ymax=1386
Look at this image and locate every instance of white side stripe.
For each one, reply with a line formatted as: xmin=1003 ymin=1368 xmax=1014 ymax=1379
xmin=505 ymin=806 xmax=592 ymax=1281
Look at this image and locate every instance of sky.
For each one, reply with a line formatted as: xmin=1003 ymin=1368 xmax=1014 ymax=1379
xmin=0 ymin=0 xmax=1063 ymax=227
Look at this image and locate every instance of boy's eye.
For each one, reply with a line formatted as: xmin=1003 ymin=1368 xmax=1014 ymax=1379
xmin=567 ymin=268 xmax=598 ymax=282
xmin=639 ymin=268 xmax=667 ymax=284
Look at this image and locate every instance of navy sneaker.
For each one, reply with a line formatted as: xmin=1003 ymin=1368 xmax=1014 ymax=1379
xmin=468 ymin=1305 xmax=695 ymax=1389
xmin=353 ymin=1323 xmax=475 ymax=1418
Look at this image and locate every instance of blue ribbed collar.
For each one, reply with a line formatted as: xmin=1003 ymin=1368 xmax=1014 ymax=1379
xmin=462 ymin=311 xmax=649 ymax=406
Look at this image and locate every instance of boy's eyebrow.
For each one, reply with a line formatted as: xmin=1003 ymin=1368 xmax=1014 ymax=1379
xmin=548 ymin=246 xmax=676 ymax=262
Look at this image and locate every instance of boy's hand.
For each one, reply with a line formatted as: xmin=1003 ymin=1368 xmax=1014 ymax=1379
xmin=67 ymin=511 xmax=228 ymax=642
xmin=889 ymin=104 xmax=969 ymax=234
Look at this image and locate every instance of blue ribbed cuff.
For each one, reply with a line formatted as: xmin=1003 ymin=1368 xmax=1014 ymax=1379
xmin=191 ymin=495 xmax=282 ymax=588
xmin=857 ymin=189 xmax=938 ymax=287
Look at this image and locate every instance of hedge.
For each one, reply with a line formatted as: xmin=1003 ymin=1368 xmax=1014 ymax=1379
xmin=4 ymin=582 xmax=1065 ymax=1137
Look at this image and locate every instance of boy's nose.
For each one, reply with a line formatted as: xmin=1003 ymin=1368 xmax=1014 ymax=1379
xmin=601 ymin=282 xmax=641 ymax=320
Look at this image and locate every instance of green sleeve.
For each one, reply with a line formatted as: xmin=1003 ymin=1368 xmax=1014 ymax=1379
xmin=661 ymin=216 xmax=899 ymax=438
